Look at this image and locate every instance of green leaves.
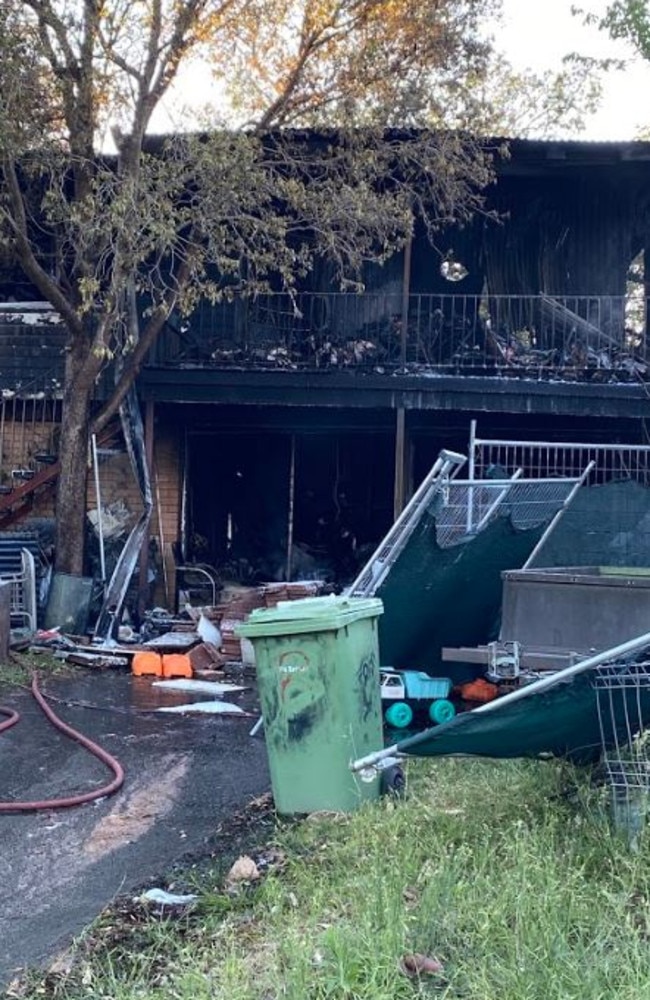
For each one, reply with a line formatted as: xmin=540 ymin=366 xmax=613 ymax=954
xmin=603 ymin=0 xmax=650 ymax=60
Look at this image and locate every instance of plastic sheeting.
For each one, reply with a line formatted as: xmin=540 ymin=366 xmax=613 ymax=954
xmin=376 ymin=513 xmax=544 ymax=672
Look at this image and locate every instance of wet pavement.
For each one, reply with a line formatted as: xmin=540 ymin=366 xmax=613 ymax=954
xmin=0 ymin=671 xmax=270 ymax=986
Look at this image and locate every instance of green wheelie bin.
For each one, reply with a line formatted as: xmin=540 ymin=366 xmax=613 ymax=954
xmin=237 ymin=595 xmax=384 ymax=814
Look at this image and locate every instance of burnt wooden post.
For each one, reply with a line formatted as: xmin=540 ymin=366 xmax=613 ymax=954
xmin=394 ymin=232 xmax=412 ymax=519
xmin=0 ymin=581 xmax=11 ymax=663
xmin=286 ymin=434 xmax=296 ymax=582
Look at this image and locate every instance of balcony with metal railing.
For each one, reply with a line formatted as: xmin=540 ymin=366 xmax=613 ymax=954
xmin=151 ymin=291 xmax=649 ymax=383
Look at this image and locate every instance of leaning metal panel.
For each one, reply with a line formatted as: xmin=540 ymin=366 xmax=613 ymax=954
xmin=347 ymin=449 xmax=466 ymax=596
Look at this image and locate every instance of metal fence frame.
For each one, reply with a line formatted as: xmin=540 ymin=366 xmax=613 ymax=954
xmin=468 ymin=420 xmax=650 ymax=486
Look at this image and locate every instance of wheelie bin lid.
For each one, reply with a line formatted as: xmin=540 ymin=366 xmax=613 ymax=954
xmin=236 ymin=595 xmax=384 ymax=638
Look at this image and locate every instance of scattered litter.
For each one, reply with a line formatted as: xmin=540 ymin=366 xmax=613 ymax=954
xmin=87 ymin=501 xmax=132 ymax=540
xmin=143 ymin=631 xmax=199 ymax=652
xmin=226 ymin=855 xmax=260 ymax=885
xmin=197 ymin=612 xmax=222 ymax=647
xmin=153 ymin=679 xmax=245 ymax=695
xmin=63 ymin=651 xmax=129 ymax=669
xmin=156 ymin=700 xmax=246 ymax=715
xmin=249 ymin=716 xmax=264 ymax=737
xmin=399 ymin=953 xmax=444 ymax=977
xmin=34 ymin=628 xmax=60 ymax=640
xmin=140 ymin=888 xmax=198 ymax=907
xmin=254 ymin=846 xmax=287 ymax=873
xmin=46 ymin=948 xmax=76 ymax=979
xmin=30 ymin=630 xmax=76 ymax=651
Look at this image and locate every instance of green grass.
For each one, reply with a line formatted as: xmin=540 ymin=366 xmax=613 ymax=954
xmin=0 ymin=650 xmax=74 ymax=689
xmin=18 ymin=757 xmax=650 ymax=1000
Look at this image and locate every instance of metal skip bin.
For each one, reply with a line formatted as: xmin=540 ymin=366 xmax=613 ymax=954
xmin=237 ymin=595 xmax=384 ymax=814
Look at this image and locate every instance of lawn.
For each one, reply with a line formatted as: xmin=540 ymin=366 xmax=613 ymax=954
xmin=16 ymin=755 xmax=650 ymax=1000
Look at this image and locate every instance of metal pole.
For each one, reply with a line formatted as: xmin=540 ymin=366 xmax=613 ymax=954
xmin=522 ymin=460 xmax=595 ymax=569
xmin=466 ymin=418 xmax=477 ymax=532
xmin=346 ymin=449 xmax=465 ymax=596
xmin=91 ymin=433 xmax=106 ymax=586
xmin=0 ymin=400 xmax=6 ymax=484
xmin=351 ymin=628 xmax=650 ymax=773
xmin=400 ymin=231 xmax=412 ymax=365
xmin=473 ymin=468 xmax=523 ymax=533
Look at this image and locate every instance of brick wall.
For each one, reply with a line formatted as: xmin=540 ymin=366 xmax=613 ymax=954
xmin=87 ymin=451 xmax=144 ymax=518
xmin=0 ymin=412 xmax=185 ymax=612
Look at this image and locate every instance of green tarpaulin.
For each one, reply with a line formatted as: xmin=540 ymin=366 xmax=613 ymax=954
xmin=394 ymin=667 xmax=650 ymax=763
xmin=377 ymin=513 xmax=543 ymax=673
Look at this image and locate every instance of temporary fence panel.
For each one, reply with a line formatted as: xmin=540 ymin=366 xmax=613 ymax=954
xmin=468 ymin=421 xmax=650 ymax=568
xmin=594 ymin=660 xmax=650 ymax=843
xmin=469 ymin=419 xmax=650 ymax=485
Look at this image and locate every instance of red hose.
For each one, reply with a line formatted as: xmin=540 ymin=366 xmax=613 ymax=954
xmin=0 ymin=705 xmax=19 ymax=734
xmin=0 ymin=675 xmax=124 ymax=813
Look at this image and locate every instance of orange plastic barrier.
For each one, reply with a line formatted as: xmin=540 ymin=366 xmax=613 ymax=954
xmin=162 ymin=654 xmax=193 ymax=679
xmin=132 ymin=651 xmax=163 ymax=677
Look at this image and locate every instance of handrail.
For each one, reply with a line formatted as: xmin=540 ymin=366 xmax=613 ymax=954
xmin=148 ymin=291 xmax=648 ymax=378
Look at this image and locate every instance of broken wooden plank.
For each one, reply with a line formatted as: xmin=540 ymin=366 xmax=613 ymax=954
xmin=62 ymin=650 xmax=130 ymax=668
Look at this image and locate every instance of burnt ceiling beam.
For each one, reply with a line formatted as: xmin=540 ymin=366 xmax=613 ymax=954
xmin=139 ymin=368 xmax=650 ymax=420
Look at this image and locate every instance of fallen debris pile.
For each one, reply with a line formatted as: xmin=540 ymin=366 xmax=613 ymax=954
xmin=23 ymin=579 xmax=327 ymax=678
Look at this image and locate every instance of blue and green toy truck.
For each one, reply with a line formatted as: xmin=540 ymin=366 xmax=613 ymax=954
xmin=380 ymin=668 xmax=456 ymax=729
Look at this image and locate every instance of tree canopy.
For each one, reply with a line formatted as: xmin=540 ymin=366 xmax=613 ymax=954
xmin=0 ymin=0 xmax=608 ymax=575
xmin=589 ymin=0 xmax=650 ymax=59
xmin=0 ymin=0 xmax=507 ymax=574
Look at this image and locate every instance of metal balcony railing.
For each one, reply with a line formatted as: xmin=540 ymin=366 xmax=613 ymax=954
xmin=150 ymin=291 xmax=649 ymax=380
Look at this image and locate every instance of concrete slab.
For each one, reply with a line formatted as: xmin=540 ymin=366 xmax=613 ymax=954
xmin=0 ymin=671 xmax=269 ymax=986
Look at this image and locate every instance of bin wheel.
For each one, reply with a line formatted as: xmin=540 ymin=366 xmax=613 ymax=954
xmin=429 ymin=698 xmax=456 ymax=725
xmin=384 ymin=701 xmax=413 ymax=729
xmin=381 ymin=764 xmax=406 ymax=798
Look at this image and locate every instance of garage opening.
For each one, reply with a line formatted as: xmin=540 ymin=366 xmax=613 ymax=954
xmin=185 ymin=429 xmax=395 ymax=586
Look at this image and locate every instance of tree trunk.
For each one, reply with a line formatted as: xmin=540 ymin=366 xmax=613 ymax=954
xmin=54 ymin=346 xmax=98 ymax=576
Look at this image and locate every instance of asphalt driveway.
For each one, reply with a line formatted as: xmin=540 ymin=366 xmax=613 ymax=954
xmin=0 ymin=671 xmax=269 ymax=986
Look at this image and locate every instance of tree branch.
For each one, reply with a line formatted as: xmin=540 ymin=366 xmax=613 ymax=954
xmin=1 ymin=157 xmax=83 ymax=336
xmin=22 ymin=0 xmax=79 ymax=74
xmin=91 ymin=257 xmax=191 ymax=433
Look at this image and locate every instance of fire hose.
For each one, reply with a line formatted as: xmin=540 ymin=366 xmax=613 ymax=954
xmin=0 ymin=675 xmax=124 ymax=813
